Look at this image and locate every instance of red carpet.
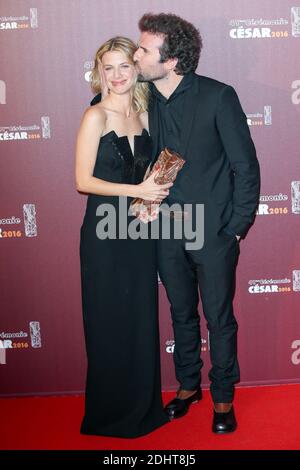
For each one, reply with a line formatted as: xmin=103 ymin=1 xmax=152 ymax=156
xmin=1 ymin=384 xmax=300 ymax=450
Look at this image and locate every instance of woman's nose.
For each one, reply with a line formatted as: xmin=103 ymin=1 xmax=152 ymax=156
xmin=113 ymin=68 xmax=122 ymax=78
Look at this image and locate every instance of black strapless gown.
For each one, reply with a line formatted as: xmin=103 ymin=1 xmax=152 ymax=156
xmin=80 ymin=128 xmax=169 ymax=438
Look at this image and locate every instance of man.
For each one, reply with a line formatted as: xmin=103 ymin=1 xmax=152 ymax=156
xmin=134 ymin=13 xmax=260 ymax=433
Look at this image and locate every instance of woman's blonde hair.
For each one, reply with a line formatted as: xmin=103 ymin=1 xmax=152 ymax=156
xmin=90 ymin=36 xmax=149 ymax=113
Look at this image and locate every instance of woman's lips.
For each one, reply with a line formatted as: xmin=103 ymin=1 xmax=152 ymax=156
xmin=111 ymin=80 xmax=127 ymax=86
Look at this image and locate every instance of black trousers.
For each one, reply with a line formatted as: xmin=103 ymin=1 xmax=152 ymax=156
xmin=158 ymin=217 xmax=240 ymax=403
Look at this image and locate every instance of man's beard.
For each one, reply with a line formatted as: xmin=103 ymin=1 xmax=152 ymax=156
xmin=137 ymin=73 xmax=149 ymax=82
xmin=137 ymin=71 xmax=167 ymax=83
xmin=134 ymin=60 xmax=168 ymax=83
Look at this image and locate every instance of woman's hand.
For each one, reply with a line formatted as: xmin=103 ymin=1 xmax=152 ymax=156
xmin=143 ymin=163 xmax=151 ymax=181
xmin=136 ymin=170 xmax=173 ymax=202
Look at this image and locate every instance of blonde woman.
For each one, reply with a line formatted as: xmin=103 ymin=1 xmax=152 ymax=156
xmin=75 ymin=37 xmax=171 ymax=437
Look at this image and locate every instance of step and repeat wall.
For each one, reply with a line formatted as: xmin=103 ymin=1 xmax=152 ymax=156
xmin=0 ymin=0 xmax=299 ymax=396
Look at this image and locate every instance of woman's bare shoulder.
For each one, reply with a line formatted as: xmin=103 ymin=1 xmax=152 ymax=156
xmin=79 ymin=105 xmax=107 ymax=135
xmin=83 ymin=103 xmax=106 ymax=122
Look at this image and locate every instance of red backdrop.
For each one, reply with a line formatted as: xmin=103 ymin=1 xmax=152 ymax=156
xmin=0 ymin=0 xmax=299 ymax=396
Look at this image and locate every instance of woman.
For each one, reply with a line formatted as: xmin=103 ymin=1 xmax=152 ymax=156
xmin=75 ymin=37 xmax=171 ymax=438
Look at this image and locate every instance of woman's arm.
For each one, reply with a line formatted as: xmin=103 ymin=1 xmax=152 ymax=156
xmin=75 ymin=106 xmax=135 ymax=196
xmin=75 ymin=107 xmax=172 ymax=200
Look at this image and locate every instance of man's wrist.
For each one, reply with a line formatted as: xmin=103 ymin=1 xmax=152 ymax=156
xmin=223 ymin=227 xmax=241 ymax=241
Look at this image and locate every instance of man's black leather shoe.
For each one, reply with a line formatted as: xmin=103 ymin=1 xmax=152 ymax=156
xmin=164 ymin=388 xmax=202 ymax=420
xmin=212 ymin=405 xmax=237 ymax=434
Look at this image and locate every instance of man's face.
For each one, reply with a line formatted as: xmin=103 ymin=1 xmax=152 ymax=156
xmin=133 ymin=32 xmax=169 ymax=82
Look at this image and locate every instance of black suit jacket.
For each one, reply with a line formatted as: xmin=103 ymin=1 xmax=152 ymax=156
xmin=148 ymin=74 xmax=260 ymax=239
xmin=90 ymin=75 xmax=260 ymax=238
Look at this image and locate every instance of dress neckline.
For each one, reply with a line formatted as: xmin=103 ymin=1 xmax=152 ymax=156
xmin=100 ymin=128 xmax=149 ymax=157
xmin=100 ymin=128 xmax=148 ymax=141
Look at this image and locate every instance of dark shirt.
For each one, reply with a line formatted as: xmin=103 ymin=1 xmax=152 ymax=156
xmin=150 ymin=72 xmax=194 ymax=155
xmin=149 ymin=73 xmax=194 ymax=206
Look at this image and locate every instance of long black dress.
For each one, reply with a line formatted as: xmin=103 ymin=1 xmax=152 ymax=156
xmin=80 ymin=127 xmax=169 ymax=438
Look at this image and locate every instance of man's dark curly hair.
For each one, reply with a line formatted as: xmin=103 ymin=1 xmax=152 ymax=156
xmin=138 ymin=13 xmax=202 ymax=75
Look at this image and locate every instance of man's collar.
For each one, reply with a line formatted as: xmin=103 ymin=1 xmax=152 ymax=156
xmin=150 ymin=72 xmax=195 ymax=102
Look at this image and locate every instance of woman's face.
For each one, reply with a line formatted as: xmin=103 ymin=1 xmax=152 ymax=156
xmin=100 ymin=50 xmax=137 ymax=94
